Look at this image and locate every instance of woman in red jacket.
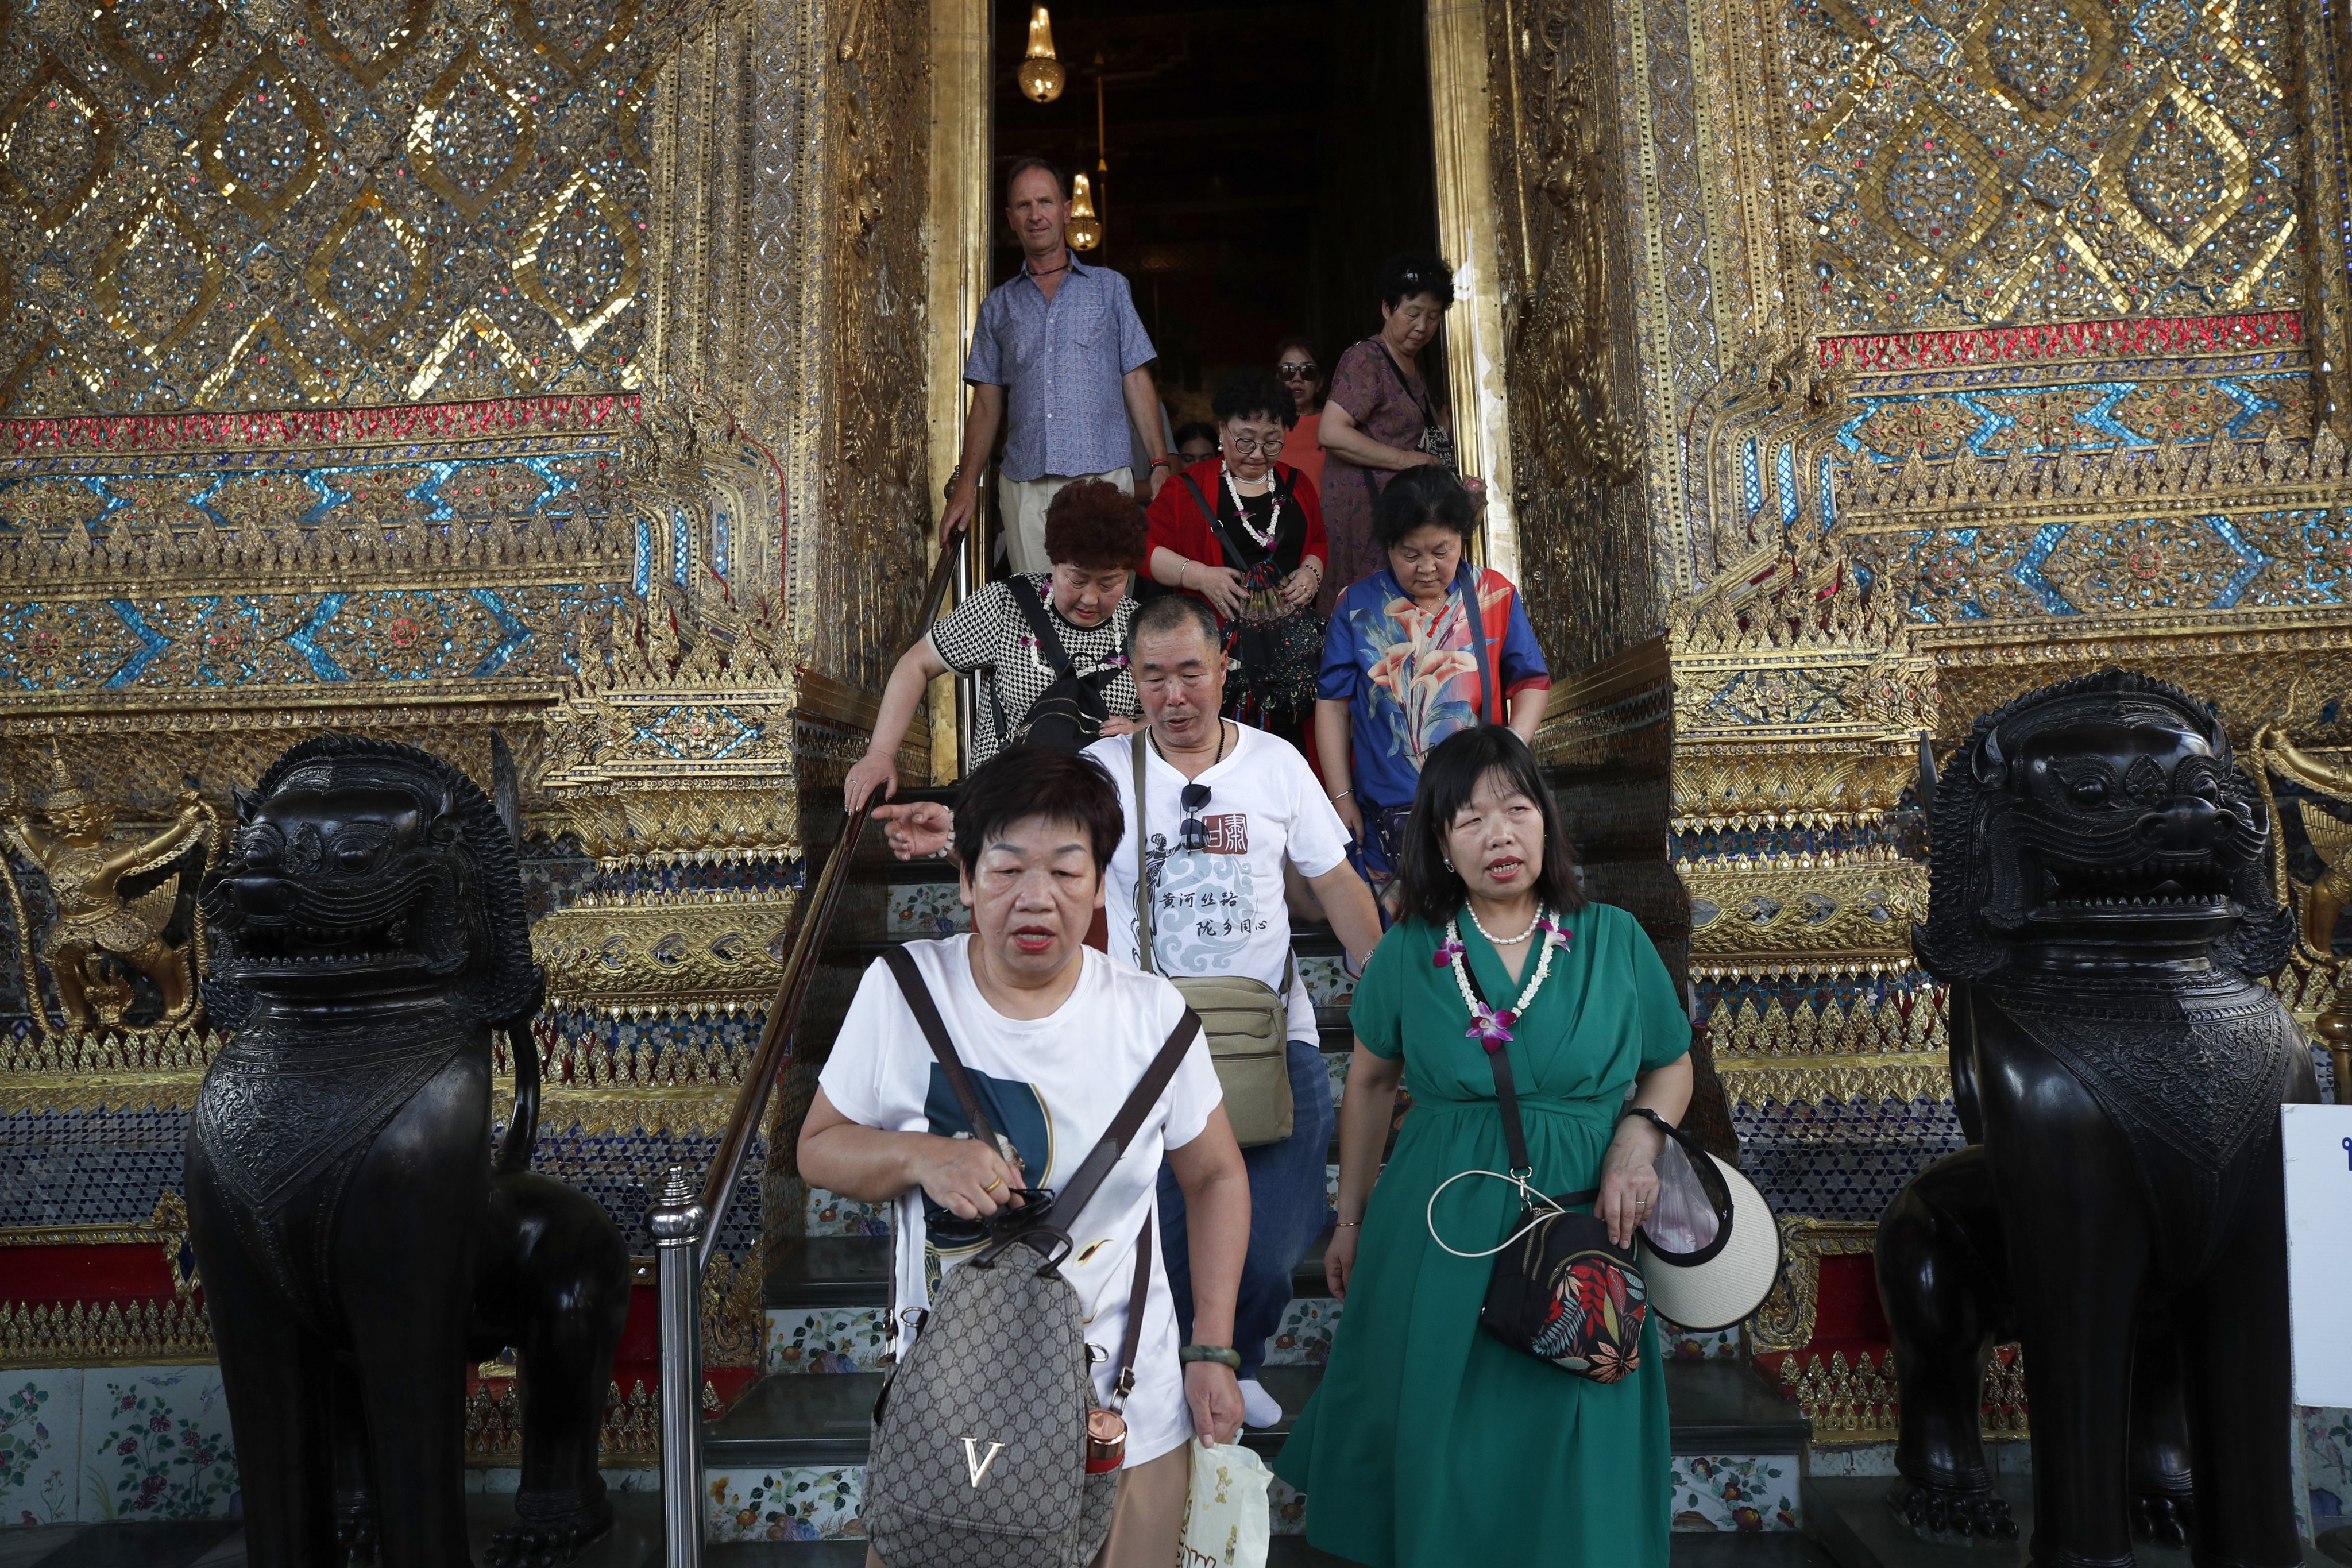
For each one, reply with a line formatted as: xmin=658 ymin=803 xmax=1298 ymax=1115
xmin=1146 ymin=369 xmax=1328 ymax=750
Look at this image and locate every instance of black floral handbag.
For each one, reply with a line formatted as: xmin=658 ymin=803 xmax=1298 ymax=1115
xmin=1426 ymin=964 xmax=1648 ymax=1384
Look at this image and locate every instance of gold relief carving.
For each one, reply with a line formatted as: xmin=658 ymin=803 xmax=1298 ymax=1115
xmin=1705 ymin=986 xmax=1948 ymax=1059
xmin=304 ymin=180 xmax=432 ymax=352
xmin=406 ymin=307 xmax=542 ymax=400
xmin=1681 ymin=851 xmax=1927 ymax=975
xmin=1749 ymin=1216 xmax=1876 ymax=1354
xmin=0 ymin=1025 xmax=216 ymax=1114
xmin=512 ymin=170 xmax=644 ymax=352
xmin=92 ymin=189 xmax=226 ymax=362
xmin=468 ymin=1378 xmax=659 ymax=1464
xmin=96 ymin=0 xmax=225 ymax=98
xmin=534 ymin=890 xmax=798 ymax=1015
xmin=195 ymin=48 xmax=331 ymax=226
xmin=1 ymin=331 xmax=103 ymax=414
xmin=0 ymin=1296 xmax=214 ymax=1369
xmin=1956 ymin=0 xmax=2117 ymax=128
xmin=509 ymin=0 xmax=640 ymax=82
xmin=1779 ymin=1347 xmax=2032 ymax=1445
xmin=407 ymin=44 xmax=539 ymax=225
xmin=196 ymin=316 xmax=330 ymax=406
xmin=0 ymin=50 xmax=118 ymax=237
xmin=1713 ymin=1052 xmax=1953 ymax=1104
xmin=302 ymin=0 xmax=434 ymax=89
xmin=1674 ymin=744 xmax=1921 ymax=825
xmin=3 ymin=748 xmax=217 ymax=1033
xmin=1855 ymin=103 xmax=2008 ymax=268
xmin=2091 ymin=76 xmax=2257 ymax=271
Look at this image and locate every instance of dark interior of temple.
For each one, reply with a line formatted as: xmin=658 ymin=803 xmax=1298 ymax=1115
xmin=988 ymin=0 xmax=1445 ymax=427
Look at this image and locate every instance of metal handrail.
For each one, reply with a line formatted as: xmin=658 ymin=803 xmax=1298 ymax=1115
xmin=648 ymin=538 xmax=963 ymax=1567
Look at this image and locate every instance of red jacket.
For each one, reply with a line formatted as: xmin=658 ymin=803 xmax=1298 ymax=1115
xmin=1145 ymin=457 xmax=1328 ymax=623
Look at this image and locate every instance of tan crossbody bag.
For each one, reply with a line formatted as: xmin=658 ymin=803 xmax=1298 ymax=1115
xmin=1131 ymin=735 xmax=1296 ymax=1148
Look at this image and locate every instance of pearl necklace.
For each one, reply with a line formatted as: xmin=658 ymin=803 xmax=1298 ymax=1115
xmin=1435 ymin=909 xmax=1573 ymax=1048
xmin=1466 ymin=903 xmax=1542 ymax=947
xmin=1221 ymin=462 xmax=1281 ymax=550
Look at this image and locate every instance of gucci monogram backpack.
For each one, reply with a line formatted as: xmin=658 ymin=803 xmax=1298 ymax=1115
xmin=863 ymin=948 xmax=1201 ymax=1568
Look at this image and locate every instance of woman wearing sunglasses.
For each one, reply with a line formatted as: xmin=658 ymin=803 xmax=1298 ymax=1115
xmin=1273 ymin=336 xmax=1327 ymax=492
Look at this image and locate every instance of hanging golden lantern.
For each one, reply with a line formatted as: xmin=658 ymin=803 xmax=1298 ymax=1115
xmin=1066 ymin=173 xmax=1103 ymax=250
xmin=1018 ymin=6 xmax=1065 ymax=102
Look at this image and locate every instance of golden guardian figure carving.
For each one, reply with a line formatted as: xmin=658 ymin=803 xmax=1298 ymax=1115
xmin=5 ymin=746 xmax=214 ymax=1032
xmin=2252 ymin=720 xmax=2352 ymax=1073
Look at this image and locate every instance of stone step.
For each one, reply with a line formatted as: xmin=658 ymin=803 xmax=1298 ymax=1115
xmin=709 ymin=1538 xmax=1840 ymax=1565
xmin=1801 ymin=1476 xmax=2337 ymax=1567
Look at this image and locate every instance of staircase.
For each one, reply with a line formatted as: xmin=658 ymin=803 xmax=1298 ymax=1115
xmin=692 ymin=801 xmax=1820 ymax=1559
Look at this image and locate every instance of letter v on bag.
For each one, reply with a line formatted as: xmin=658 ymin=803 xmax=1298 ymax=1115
xmin=961 ymin=1436 xmax=1006 ymax=1488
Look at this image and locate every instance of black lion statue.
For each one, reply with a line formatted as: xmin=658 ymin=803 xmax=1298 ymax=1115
xmin=1877 ymin=670 xmax=2312 ymax=1565
xmin=189 ymin=735 xmax=630 ymax=1568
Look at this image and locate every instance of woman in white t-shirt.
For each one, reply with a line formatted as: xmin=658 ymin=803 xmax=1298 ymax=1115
xmin=801 ymin=747 xmax=1250 ymax=1568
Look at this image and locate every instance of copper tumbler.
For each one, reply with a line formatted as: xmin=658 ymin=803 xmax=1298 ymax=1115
xmin=1084 ymin=1408 xmax=1127 ymax=1473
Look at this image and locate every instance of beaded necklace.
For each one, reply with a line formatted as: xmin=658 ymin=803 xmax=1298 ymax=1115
xmin=1434 ymin=908 xmax=1574 ymax=1046
xmin=1221 ymin=462 xmax=1281 ymax=550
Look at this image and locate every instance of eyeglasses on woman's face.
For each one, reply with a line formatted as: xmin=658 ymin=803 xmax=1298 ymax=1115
xmin=1276 ymin=361 xmax=1318 ymax=381
xmin=1222 ymin=427 xmax=1286 ymax=457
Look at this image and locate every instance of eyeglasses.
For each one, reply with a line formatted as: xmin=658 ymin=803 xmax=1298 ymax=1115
xmin=1276 ymin=361 xmax=1318 ymax=380
xmin=1179 ymin=782 xmax=1212 ymax=852
xmin=1222 ymin=431 xmax=1285 ymax=456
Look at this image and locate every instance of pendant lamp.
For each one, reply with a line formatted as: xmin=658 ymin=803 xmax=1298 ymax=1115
xmin=1066 ymin=173 xmax=1103 ymax=250
xmin=1018 ymin=5 xmax=1065 ymax=102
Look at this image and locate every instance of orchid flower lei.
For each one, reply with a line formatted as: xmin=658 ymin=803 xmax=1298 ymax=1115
xmin=1438 ymin=911 xmax=1574 ymax=1049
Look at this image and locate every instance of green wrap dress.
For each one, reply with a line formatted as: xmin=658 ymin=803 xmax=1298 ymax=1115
xmin=1273 ymin=901 xmax=1691 ymax=1567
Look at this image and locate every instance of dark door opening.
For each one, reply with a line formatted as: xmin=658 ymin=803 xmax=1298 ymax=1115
xmin=988 ymin=0 xmax=1445 ymax=428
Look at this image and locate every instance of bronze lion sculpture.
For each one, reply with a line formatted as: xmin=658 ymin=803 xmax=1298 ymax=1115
xmin=190 ymin=735 xmax=630 ymax=1568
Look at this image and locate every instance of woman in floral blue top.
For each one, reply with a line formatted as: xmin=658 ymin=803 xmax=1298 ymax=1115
xmin=1315 ymin=468 xmax=1550 ymax=899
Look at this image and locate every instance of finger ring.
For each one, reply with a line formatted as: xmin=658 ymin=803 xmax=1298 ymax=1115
xmin=981 ymin=1176 xmax=1003 ymax=1193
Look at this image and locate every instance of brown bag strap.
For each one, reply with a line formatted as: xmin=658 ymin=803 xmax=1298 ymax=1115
xmin=881 ymin=946 xmax=1006 ymax=1157
xmin=1113 ymin=1214 xmax=1152 ymax=1402
xmin=1057 ymin=1008 xmax=1202 ymax=1222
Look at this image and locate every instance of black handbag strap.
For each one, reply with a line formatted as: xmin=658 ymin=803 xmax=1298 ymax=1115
xmin=1454 ymin=559 xmax=1499 ymax=724
xmin=1454 ymin=942 xmax=1597 ymax=1207
xmin=1176 ymin=470 xmax=1270 ymax=576
xmin=879 ymin=945 xmax=1202 ymax=1226
xmin=1005 ymin=574 xmax=1079 ymax=679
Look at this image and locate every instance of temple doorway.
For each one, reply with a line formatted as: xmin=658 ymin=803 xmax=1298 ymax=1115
xmin=982 ymin=0 xmax=1447 ymax=472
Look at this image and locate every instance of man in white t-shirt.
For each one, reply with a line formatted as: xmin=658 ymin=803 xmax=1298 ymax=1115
xmin=1087 ymin=594 xmax=1384 ymax=1430
xmin=801 ymin=747 xmax=1248 ymax=1568
xmin=872 ymin=601 xmax=1384 ymax=1427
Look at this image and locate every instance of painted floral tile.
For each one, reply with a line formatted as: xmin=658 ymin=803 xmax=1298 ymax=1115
xmin=1325 ymin=1051 xmax=1349 ymax=1111
xmin=886 ymin=885 xmax=968 ymax=938
xmin=2304 ymin=1406 xmax=2352 ymax=1523
xmin=1267 ymin=1298 xmax=1341 ymax=1365
xmin=1658 ymin=1323 xmax=1743 ymax=1361
xmin=806 ymin=1188 xmax=891 ymax=1237
xmin=1299 ymin=956 xmax=1354 ymax=1009
xmin=766 ymin=1308 xmax=892 ymax=1374
xmin=1268 ymin=1476 xmax=1307 ymax=1535
xmin=0 ymin=1369 xmax=80 ymax=1525
xmin=1668 ymin=1454 xmax=1799 ymax=1532
xmin=706 ymin=1466 xmax=863 ymax=1542
xmin=79 ymin=1365 xmax=238 ymax=1521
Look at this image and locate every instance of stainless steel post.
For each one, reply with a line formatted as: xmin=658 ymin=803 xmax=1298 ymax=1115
xmin=649 ymin=1164 xmax=708 ymax=1568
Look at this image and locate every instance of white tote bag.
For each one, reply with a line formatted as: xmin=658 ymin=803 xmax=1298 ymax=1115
xmin=1177 ymin=1440 xmax=1272 ymax=1568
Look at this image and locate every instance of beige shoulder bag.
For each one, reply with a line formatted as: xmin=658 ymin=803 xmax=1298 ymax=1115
xmin=1131 ymin=734 xmax=1296 ymax=1148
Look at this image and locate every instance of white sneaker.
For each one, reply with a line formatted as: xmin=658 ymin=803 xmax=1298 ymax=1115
xmin=1238 ymin=1377 xmax=1283 ymax=1429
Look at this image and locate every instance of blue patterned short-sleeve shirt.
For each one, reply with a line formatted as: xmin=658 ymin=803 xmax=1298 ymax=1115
xmin=964 ymin=256 xmax=1157 ymax=482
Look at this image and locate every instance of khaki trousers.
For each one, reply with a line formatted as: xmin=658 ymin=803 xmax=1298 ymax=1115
xmin=862 ymin=1440 xmax=1191 ymax=1568
xmin=998 ymin=466 xmax=1134 ymax=577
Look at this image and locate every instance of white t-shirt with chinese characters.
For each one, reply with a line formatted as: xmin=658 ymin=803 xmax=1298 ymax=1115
xmin=816 ymin=937 xmax=1222 ymax=1469
xmin=1084 ymin=725 xmax=1353 ymax=1044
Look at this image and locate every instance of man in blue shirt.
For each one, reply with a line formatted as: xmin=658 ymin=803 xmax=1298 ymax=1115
xmin=942 ymin=158 xmax=1173 ymax=574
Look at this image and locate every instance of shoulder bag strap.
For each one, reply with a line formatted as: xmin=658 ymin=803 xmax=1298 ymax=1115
xmin=1055 ymin=1009 xmax=1204 ymax=1222
xmin=1177 ymin=471 xmax=1250 ymax=573
xmin=1005 ymin=574 xmax=1079 ymax=678
xmin=1455 ymin=561 xmax=1500 ymax=724
xmin=1455 ymin=945 xmax=1597 ymax=1205
xmin=1111 ymin=1213 xmax=1152 ymax=1402
xmin=1131 ymin=736 xmax=1156 ymax=975
xmin=1373 ymin=340 xmax=1442 ymax=433
xmin=881 ymin=947 xmax=1006 ymax=1156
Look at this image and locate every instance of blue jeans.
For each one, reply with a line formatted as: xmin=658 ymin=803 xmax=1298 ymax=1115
xmin=1157 ymin=1038 xmax=1335 ymax=1381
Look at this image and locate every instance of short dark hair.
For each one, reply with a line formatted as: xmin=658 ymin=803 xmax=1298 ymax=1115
xmin=1212 ymin=369 xmax=1295 ymax=431
xmin=1127 ymin=592 xmax=1221 ymax=661
xmin=1042 ymin=477 xmax=1148 ymax=570
xmin=1172 ymin=420 xmax=1218 ymax=450
xmin=952 ymin=746 xmax=1123 ymax=874
xmin=1004 ymin=156 xmax=1067 ymax=202
xmin=1373 ymin=465 xmax=1477 ymax=550
xmin=1378 ymin=251 xmax=1457 ymax=310
xmin=1396 ymin=726 xmax=1584 ymax=926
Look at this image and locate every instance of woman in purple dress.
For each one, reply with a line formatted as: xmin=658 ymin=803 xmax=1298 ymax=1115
xmin=1316 ymin=252 xmax=1481 ymax=614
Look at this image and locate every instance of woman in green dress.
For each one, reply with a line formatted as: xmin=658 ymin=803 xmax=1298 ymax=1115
xmin=1275 ymin=724 xmax=1693 ymax=1566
